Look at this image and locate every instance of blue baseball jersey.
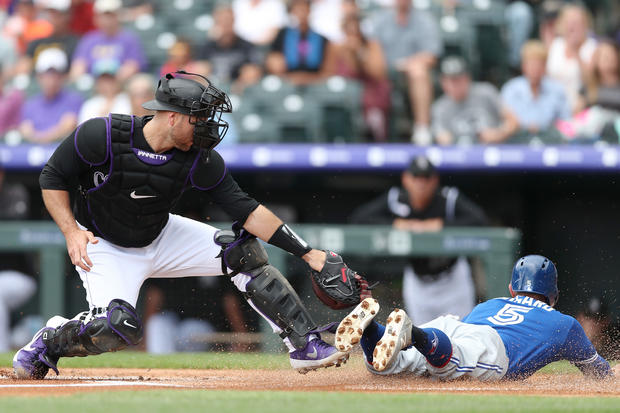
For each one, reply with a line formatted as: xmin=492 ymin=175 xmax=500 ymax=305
xmin=462 ymin=295 xmax=610 ymax=379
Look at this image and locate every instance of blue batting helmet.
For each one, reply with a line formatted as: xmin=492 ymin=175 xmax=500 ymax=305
xmin=510 ymin=255 xmax=559 ymax=306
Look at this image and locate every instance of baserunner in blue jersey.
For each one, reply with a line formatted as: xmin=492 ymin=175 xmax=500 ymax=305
xmin=335 ymin=255 xmax=614 ymax=380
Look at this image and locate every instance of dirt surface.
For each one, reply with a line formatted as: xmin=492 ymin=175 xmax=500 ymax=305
xmin=0 ymin=359 xmax=618 ymax=397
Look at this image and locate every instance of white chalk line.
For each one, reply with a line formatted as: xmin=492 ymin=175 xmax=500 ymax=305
xmin=0 ymin=381 xmax=191 ymax=388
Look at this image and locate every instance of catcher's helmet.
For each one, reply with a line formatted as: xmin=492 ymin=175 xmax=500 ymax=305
xmin=142 ymin=71 xmax=232 ymax=158
xmin=510 ymin=255 xmax=559 ymax=307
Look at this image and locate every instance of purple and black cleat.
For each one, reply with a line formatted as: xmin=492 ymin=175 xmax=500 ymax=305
xmin=13 ymin=327 xmax=59 ymax=380
xmin=289 ymin=335 xmax=349 ymax=374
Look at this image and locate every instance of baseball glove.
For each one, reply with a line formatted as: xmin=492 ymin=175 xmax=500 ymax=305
xmin=309 ymin=251 xmax=374 ymax=310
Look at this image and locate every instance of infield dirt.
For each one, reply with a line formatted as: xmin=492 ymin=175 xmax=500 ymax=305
xmin=0 ymin=360 xmax=618 ymax=397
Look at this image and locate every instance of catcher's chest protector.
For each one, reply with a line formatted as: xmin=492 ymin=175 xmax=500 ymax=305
xmin=79 ymin=114 xmax=200 ymax=247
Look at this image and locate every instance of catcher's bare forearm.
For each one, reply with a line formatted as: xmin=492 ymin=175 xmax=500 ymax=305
xmin=42 ymin=189 xmax=80 ymax=236
xmin=242 ymin=204 xmax=283 ymax=241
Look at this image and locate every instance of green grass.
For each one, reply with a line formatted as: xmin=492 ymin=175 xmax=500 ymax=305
xmin=1 ymin=351 xmax=604 ymax=372
xmin=0 ymin=391 xmax=618 ymax=413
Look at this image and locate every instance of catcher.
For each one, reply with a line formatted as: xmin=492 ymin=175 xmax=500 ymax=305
xmin=335 ymin=255 xmax=614 ymax=380
xmin=13 ymin=71 xmax=371 ymax=379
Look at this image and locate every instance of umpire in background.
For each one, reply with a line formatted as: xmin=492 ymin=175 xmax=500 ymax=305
xmin=13 ymin=71 xmax=368 ymax=380
xmin=349 ymin=155 xmax=487 ymax=324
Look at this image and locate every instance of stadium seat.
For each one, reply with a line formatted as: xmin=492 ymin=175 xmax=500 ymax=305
xmin=439 ymin=13 xmax=478 ymax=71
xmin=304 ymin=77 xmax=364 ymax=143
xmin=235 ymin=112 xmax=282 ymax=143
xmin=457 ymin=0 xmax=506 ymax=26
xmin=126 ymin=15 xmax=171 ymax=72
xmin=157 ymin=0 xmax=213 ymax=30
xmin=455 ymin=2 xmax=509 ymax=83
xmin=232 ymin=94 xmax=282 ymax=143
xmin=170 ymin=14 xmax=213 ymax=49
xmin=242 ymin=76 xmax=299 ymax=113
xmin=271 ymin=93 xmax=323 ymax=142
xmin=413 ymin=0 xmax=443 ymax=17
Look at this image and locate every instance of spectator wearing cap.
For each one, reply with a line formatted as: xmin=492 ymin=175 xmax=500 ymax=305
xmin=265 ymin=0 xmax=337 ymax=86
xmin=576 ymin=296 xmax=620 ymax=360
xmin=19 ymin=47 xmax=83 ymax=143
xmin=349 ymin=155 xmax=488 ymax=324
xmin=196 ymin=5 xmax=262 ymax=93
xmin=501 ymin=40 xmax=570 ymax=139
xmin=3 ymin=0 xmax=53 ymax=55
xmin=432 ymin=56 xmax=519 ymax=145
xmin=366 ymin=0 xmax=442 ymax=144
xmin=70 ymin=0 xmax=147 ymax=83
xmin=78 ymin=59 xmax=131 ymax=123
xmin=17 ymin=0 xmax=79 ymax=75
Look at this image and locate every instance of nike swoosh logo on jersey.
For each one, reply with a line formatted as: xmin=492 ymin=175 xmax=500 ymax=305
xmin=130 ymin=190 xmax=156 ymax=199
xmin=306 ymin=347 xmax=318 ymax=359
xmin=123 ymin=320 xmax=137 ymax=329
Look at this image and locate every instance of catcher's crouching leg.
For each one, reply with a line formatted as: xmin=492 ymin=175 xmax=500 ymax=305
xmin=216 ymin=228 xmax=348 ymax=372
xmin=216 ymin=229 xmax=317 ymax=349
xmin=44 ymin=299 xmax=143 ymax=363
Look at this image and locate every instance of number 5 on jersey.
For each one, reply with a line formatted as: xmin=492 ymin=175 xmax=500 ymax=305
xmin=487 ymin=304 xmax=533 ymax=326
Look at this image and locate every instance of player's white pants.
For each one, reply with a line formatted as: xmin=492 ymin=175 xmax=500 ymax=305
xmin=368 ymin=315 xmax=509 ymax=381
xmin=66 ymin=215 xmax=290 ymax=348
xmin=75 ymin=214 xmax=226 ymax=308
xmin=0 ymin=270 xmax=37 ymax=351
xmin=402 ymin=257 xmax=475 ymax=325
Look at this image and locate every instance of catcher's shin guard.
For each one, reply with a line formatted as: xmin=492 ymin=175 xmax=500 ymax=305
xmin=216 ymin=227 xmax=318 ymax=350
xmin=44 ymin=299 xmax=143 ymax=358
xmin=245 ymin=265 xmax=317 ymax=349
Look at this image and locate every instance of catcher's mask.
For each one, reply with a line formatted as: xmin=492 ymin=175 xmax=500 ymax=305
xmin=142 ymin=70 xmax=232 ymax=160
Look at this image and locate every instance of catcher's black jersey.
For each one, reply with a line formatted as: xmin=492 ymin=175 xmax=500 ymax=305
xmin=39 ymin=115 xmax=259 ymax=245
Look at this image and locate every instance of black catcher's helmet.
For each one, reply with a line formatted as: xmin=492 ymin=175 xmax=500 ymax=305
xmin=142 ymin=71 xmax=232 ymax=159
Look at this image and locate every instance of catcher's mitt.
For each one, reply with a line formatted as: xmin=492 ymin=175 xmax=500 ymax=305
xmin=309 ymin=251 xmax=374 ymax=310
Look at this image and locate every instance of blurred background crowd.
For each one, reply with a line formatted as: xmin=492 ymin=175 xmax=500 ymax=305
xmin=0 ymin=0 xmax=618 ymax=145
xmin=0 ymin=0 xmax=619 ymax=359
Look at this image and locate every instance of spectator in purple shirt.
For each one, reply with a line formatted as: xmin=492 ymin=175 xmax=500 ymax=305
xmin=69 ymin=0 xmax=146 ymax=83
xmin=19 ymin=47 xmax=83 ymax=143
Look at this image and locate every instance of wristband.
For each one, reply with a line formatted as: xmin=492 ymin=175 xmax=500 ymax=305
xmin=268 ymin=224 xmax=312 ymax=257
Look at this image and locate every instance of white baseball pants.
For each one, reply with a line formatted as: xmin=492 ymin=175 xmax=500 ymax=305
xmin=368 ymin=315 xmax=509 ymax=381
